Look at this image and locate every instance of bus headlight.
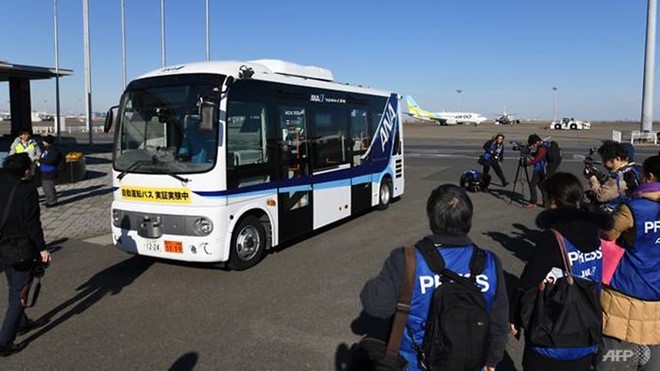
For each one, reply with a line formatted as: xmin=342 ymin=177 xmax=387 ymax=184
xmin=112 ymin=209 xmax=120 ymax=222
xmin=193 ymin=218 xmax=213 ymax=235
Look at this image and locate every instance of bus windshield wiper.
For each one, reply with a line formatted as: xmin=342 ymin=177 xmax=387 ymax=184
xmin=117 ymin=159 xmax=153 ymax=180
xmin=162 ymin=171 xmax=190 ymax=184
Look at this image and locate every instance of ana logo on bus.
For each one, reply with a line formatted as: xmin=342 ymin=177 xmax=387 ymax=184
xmin=379 ymin=103 xmax=397 ymax=152
xmin=310 ymin=94 xmax=325 ymax=102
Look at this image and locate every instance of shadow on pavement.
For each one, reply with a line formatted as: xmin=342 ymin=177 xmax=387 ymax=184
xmin=483 ymin=223 xmax=542 ymax=263
xmin=168 ymin=352 xmax=199 ymax=371
xmin=54 ymin=187 xmax=114 ymax=207
xmin=486 ymin=187 xmax=529 ymax=207
xmin=43 ymin=184 xmax=104 ymax=198
xmin=22 ymin=256 xmax=154 ymax=345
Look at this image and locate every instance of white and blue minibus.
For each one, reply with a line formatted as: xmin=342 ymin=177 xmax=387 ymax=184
xmin=105 ymin=59 xmax=404 ymax=269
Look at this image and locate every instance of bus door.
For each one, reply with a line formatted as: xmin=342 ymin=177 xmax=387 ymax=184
xmin=277 ymin=106 xmax=313 ymax=242
xmin=310 ymin=107 xmax=351 ymax=229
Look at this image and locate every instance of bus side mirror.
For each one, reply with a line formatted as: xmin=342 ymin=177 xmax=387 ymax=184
xmin=104 ymin=105 xmax=118 ymax=133
xmin=221 ymin=76 xmax=234 ymax=94
xmin=199 ymin=100 xmax=217 ymax=131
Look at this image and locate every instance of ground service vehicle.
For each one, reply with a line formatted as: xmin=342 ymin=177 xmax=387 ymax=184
xmin=550 ymin=117 xmax=591 ymax=130
xmin=105 ymin=59 xmax=405 ymax=270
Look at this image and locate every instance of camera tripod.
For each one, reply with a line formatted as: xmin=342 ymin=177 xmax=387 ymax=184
xmin=509 ymin=154 xmax=532 ymax=204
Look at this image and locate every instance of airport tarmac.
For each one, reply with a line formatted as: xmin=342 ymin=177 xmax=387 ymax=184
xmin=0 ymin=120 xmax=656 ymax=370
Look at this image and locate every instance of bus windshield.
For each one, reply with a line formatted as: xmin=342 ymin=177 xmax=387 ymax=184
xmin=114 ymin=77 xmax=221 ymax=175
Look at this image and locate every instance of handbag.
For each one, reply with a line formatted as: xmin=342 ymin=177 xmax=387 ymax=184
xmin=520 ymin=229 xmax=602 ymax=348
xmin=0 ymin=182 xmax=37 ymax=266
xmin=600 ymin=238 xmax=625 ymax=285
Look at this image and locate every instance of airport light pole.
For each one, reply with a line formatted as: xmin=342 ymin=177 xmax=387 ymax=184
xmin=54 ymin=0 xmax=61 ymax=143
xmin=205 ymin=0 xmax=210 ymax=61
xmin=161 ymin=0 xmax=166 ymax=67
xmin=552 ymin=87 xmax=558 ymax=122
xmin=83 ymin=0 xmax=93 ymax=147
xmin=641 ymin=0 xmax=657 ymax=132
xmin=456 ymin=89 xmax=463 ymax=111
xmin=121 ymin=0 xmax=127 ymax=88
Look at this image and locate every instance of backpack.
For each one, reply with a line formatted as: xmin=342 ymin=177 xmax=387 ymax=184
xmin=544 ymin=141 xmax=562 ymax=164
xmin=416 ymin=238 xmax=490 ymax=371
xmin=460 ymin=169 xmax=490 ymax=192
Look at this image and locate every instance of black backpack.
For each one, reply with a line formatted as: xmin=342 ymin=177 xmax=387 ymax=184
xmin=415 ymin=238 xmax=489 ymax=371
xmin=545 ymin=141 xmax=562 ymax=164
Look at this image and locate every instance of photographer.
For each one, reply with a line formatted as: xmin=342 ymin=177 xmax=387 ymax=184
xmin=523 ymin=134 xmax=547 ymax=209
xmin=586 ymin=141 xmax=641 ymax=208
xmin=480 ymin=133 xmax=508 ymax=186
xmin=0 ymin=153 xmax=51 ymax=356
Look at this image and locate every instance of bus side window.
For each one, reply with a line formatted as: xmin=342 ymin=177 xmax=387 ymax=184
xmin=312 ymin=109 xmax=349 ymax=171
xmin=278 ymin=106 xmax=307 ymax=179
xmin=226 ymin=102 xmax=271 ymax=189
xmin=350 ymin=109 xmax=370 ymax=165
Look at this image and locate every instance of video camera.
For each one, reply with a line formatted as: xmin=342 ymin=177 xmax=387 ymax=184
xmin=583 ymin=147 xmax=607 ymax=183
xmin=509 ymin=140 xmax=530 ymax=153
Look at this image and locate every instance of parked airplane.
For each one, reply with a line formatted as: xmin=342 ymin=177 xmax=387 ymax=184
xmin=405 ymin=95 xmax=487 ymax=125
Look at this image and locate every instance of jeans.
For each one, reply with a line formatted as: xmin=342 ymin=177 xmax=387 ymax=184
xmin=42 ymin=179 xmax=57 ymax=205
xmin=0 ymin=263 xmax=32 ymax=345
xmin=529 ymin=170 xmax=545 ymax=205
xmin=482 ymin=161 xmax=507 ymax=184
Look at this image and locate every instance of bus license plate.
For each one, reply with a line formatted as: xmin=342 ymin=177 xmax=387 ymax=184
xmin=165 ymin=241 xmax=183 ymax=253
xmin=144 ymin=240 xmax=160 ymax=252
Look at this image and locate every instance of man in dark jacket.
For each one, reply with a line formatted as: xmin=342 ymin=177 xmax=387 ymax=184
xmin=360 ymin=184 xmax=509 ymax=370
xmin=39 ymin=135 xmax=62 ymax=207
xmin=0 ymin=153 xmax=51 ymax=356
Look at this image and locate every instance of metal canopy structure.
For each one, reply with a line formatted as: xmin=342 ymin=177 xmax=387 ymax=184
xmin=0 ymin=60 xmax=72 ymax=136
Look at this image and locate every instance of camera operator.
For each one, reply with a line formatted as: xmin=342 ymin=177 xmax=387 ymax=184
xmin=522 ymin=134 xmax=547 ymax=209
xmin=586 ymin=140 xmax=642 ymax=209
xmin=479 ymin=133 xmax=508 ymax=187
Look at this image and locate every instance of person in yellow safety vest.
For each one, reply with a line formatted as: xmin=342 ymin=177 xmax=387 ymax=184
xmin=9 ymin=130 xmax=42 ymax=165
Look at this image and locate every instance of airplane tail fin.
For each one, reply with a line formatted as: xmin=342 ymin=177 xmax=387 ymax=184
xmin=405 ymin=95 xmax=421 ymax=110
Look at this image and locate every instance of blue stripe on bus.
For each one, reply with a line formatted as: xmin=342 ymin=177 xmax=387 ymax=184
xmin=313 ymin=179 xmax=351 ymax=190
xmin=279 ymin=185 xmax=312 ymax=193
xmin=352 ymin=175 xmax=372 ymax=185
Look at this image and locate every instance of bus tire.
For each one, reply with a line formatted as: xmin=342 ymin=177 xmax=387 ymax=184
xmin=228 ymin=215 xmax=266 ymax=270
xmin=377 ymin=177 xmax=392 ymax=210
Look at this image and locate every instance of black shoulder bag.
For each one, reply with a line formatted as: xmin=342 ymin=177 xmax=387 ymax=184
xmin=0 ymin=182 xmax=38 ymax=266
xmin=520 ymin=229 xmax=602 ymax=348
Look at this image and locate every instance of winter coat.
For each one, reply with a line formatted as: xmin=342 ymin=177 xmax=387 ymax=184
xmin=600 ymin=182 xmax=660 ymax=344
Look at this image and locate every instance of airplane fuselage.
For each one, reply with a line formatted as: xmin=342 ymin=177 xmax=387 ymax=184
xmin=437 ymin=112 xmax=487 ymax=125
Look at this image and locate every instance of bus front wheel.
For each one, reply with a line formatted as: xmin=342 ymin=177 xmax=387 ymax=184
xmin=228 ymin=215 xmax=266 ymax=270
xmin=377 ymin=177 xmax=392 ymax=210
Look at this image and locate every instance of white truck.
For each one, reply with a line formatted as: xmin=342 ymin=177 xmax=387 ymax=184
xmin=550 ymin=117 xmax=591 ymax=130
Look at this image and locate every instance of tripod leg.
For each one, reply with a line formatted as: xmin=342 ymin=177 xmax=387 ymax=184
xmin=509 ymin=162 xmax=523 ymax=204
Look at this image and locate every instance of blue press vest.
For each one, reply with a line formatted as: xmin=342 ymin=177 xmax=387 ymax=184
xmin=483 ymin=142 xmax=502 ymax=163
xmin=605 ymin=164 xmax=643 ymax=211
xmin=530 ymin=237 xmax=602 ymax=361
xmin=399 ymin=245 xmax=498 ymax=370
xmin=610 ymin=197 xmax=660 ymax=301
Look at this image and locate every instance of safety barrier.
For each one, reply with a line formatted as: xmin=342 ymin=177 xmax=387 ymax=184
xmin=630 ymin=130 xmax=658 ymax=145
